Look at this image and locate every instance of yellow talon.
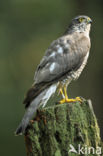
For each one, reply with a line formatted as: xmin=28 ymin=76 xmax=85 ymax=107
xmin=59 ymin=97 xmax=82 ymax=104
xmin=59 ymin=98 xmax=76 ymax=104
xmin=75 ymin=97 xmax=82 ymax=102
xmin=59 ymin=99 xmax=66 ymax=104
xmin=57 ymin=84 xmax=82 ymax=104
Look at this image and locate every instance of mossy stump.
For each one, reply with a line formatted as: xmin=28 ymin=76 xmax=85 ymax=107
xmin=25 ymin=99 xmax=103 ymax=156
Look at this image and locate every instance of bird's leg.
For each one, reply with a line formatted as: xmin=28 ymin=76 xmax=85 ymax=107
xmin=58 ymin=83 xmax=65 ymax=98
xmin=59 ymin=85 xmax=82 ymax=104
xmin=64 ymin=86 xmax=69 ymax=100
xmin=59 ymin=85 xmax=74 ymax=104
xmin=59 ymin=88 xmax=65 ymax=98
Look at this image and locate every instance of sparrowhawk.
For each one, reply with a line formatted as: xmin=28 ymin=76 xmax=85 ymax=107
xmin=15 ymin=15 xmax=92 ymax=135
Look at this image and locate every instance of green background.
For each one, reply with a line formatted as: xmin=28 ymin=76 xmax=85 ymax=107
xmin=0 ymin=0 xmax=103 ymax=155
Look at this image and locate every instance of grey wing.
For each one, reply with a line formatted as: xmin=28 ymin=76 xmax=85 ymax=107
xmin=23 ymin=35 xmax=90 ymax=108
xmin=34 ymin=36 xmax=89 ymax=84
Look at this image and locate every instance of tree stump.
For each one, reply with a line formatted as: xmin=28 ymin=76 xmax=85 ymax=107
xmin=24 ymin=99 xmax=103 ymax=156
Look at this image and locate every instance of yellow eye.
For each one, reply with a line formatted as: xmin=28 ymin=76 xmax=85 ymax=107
xmin=79 ymin=18 xmax=84 ymax=23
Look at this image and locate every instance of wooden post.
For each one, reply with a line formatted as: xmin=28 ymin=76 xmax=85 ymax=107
xmin=24 ymin=99 xmax=103 ymax=156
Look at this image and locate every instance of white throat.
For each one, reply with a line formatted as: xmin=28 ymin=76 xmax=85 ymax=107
xmin=84 ymin=24 xmax=91 ymax=38
xmin=75 ymin=24 xmax=91 ymax=39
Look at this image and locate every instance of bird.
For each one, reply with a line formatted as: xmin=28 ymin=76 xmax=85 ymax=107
xmin=15 ymin=15 xmax=92 ymax=135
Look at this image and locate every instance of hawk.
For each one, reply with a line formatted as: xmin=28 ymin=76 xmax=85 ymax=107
xmin=15 ymin=15 xmax=92 ymax=135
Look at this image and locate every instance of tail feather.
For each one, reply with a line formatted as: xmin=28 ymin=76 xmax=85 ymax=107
xmin=23 ymin=83 xmax=51 ymax=108
xmin=15 ymin=84 xmax=57 ymax=135
xmin=15 ymin=124 xmax=23 ymax=136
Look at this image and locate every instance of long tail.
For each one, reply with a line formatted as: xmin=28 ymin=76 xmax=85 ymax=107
xmin=15 ymin=84 xmax=57 ymax=135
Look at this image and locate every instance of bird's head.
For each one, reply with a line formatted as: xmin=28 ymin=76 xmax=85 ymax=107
xmin=67 ymin=15 xmax=92 ymax=34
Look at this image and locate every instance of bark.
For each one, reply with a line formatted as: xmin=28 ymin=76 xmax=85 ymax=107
xmin=24 ymin=99 xmax=103 ymax=156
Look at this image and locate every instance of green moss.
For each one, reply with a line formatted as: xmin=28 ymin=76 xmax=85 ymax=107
xmin=54 ymin=150 xmax=61 ymax=156
xmin=25 ymin=99 xmax=102 ymax=156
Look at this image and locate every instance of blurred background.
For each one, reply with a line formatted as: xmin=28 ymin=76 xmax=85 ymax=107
xmin=0 ymin=0 xmax=103 ymax=155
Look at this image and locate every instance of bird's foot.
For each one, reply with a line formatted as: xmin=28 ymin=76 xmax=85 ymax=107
xmin=75 ymin=97 xmax=82 ymax=102
xmin=57 ymin=96 xmax=82 ymax=104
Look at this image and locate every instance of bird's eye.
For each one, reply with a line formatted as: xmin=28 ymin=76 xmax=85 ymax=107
xmin=78 ymin=18 xmax=84 ymax=23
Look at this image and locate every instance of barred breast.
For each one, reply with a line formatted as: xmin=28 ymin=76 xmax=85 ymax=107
xmin=71 ymin=52 xmax=89 ymax=80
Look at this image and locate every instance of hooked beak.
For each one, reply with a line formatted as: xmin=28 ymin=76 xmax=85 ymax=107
xmin=87 ymin=18 xmax=92 ymax=24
